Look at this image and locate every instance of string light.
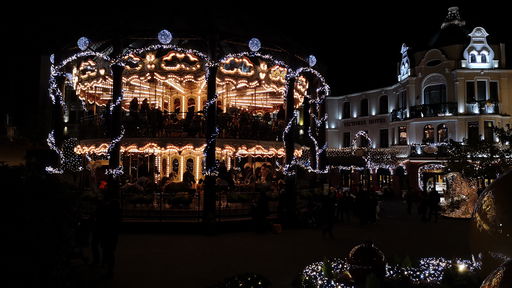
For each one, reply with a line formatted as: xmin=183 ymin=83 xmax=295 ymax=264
xmin=301 ymin=256 xmax=481 ymax=287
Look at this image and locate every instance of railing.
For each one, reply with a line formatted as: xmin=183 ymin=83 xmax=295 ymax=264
xmin=408 ymin=102 xmax=458 ymax=119
xmin=466 ymin=101 xmax=500 ymax=115
xmin=119 ymin=182 xmax=279 ymax=221
xmin=79 ymin=111 xmax=284 ymax=141
xmin=391 ymin=108 xmax=408 ymax=121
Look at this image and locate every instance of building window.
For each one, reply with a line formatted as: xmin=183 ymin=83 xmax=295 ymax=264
xmin=481 ymin=53 xmax=487 ymax=63
xmin=490 ymin=81 xmax=498 ymax=101
xmin=343 ymin=132 xmax=351 ymax=147
xmin=437 ymin=123 xmax=448 ymax=142
xmin=343 ymin=102 xmax=351 ymax=119
xmin=380 ymin=129 xmax=389 ymax=148
xmin=379 ymin=95 xmax=388 ymax=114
xmin=470 ymin=54 xmax=477 ymax=63
xmin=399 ymin=126 xmax=407 ymax=145
xmin=423 ymin=124 xmax=435 ymax=144
xmin=484 ymin=121 xmax=494 ymax=143
xmin=360 ymin=99 xmax=368 ymax=116
xmin=466 ymin=81 xmax=475 ymax=103
xmin=477 ymin=81 xmax=486 ymax=101
xmin=424 ymin=84 xmax=446 ymax=104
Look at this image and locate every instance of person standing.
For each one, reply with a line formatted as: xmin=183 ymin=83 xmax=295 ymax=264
xmin=428 ymin=188 xmax=440 ymax=222
xmin=320 ymin=190 xmax=336 ymax=239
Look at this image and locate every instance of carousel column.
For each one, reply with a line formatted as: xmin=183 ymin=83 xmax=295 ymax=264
xmin=284 ymin=76 xmax=297 ymax=226
xmin=203 ymin=63 xmax=218 ymax=231
xmin=52 ymin=74 xmax=66 ymax=148
xmin=317 ymin=90 xmax=327 ymax=172
xmin=306 ymin=80 xmax=317 ymax=171
xmin=108 ymin=61 xmax=124 ymax=199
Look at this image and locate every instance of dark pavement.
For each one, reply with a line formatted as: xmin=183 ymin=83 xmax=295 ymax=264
xmin=82 ymin=199 xmax=472 ymax=287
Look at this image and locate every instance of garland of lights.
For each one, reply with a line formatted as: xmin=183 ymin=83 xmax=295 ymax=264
xmin=219 ymin=51 xmax=290 ymax=72
xmin=202 ymin=62 xmax=219 ymax=176
xmin=45 ymin=131 xmax=84 ymax=173
xmin=45 ymin=130 xmax=64 ymax=174
xmin=301 ymin=256 xmax=481 ymax=288
xmin=278 ymin=66 xmax=331 ymax=175
xmin=47 ymin=51 xmax=113 ymax=174
xmin=417 ymin=163 xmax=446 ymax=191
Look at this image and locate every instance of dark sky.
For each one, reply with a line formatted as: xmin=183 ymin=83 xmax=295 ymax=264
xmin=6 ymin=1 xmax=511 ymax=136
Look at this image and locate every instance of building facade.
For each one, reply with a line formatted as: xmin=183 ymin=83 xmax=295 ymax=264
xmin=327 ymin=7 xmax=512 ymax=194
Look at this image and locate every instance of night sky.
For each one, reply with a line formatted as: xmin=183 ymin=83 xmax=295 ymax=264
xmin=7 ymin=1 xmax=511 ymax=139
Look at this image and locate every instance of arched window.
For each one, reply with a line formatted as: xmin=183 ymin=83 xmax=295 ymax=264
xmin=481 ymin=53 xmax=487 ymax=63
xmin=423 ymin=124 xmax=435 ymax=143
xmin=424 ymin=84 xmax=446 ymax=104
xmin=437 ymin=123 xmax=448 ymax=142
xmin=360 ymin=99 xmax=368 ymax=116
xmin=379 ymin=95 xmax=388 ymax=114
xmin=470 ymin=54 xmax=477 ymax=63
xmin=343 ymin=102 xmax=351 ymax=119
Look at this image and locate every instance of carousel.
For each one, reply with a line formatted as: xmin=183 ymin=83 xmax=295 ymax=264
xmin=46 ymin=31 xmax=329 ymax=220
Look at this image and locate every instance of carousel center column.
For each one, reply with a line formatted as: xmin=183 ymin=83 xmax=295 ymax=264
xmin=203 ymin=38 xmax=218 ymax=232
xmin=108 ymin=46 xmax=124 ymax=199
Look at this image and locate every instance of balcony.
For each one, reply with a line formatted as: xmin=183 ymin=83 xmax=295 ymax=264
xmin=409 ymin=143 xmax=450 ymax=158
xmin=465 ymin=101 xmax=500 ymax=115
xmin=408 ymin=102 xmax=458 ymax=119
xmin=391 ymin=108 xmax=408 ymax=121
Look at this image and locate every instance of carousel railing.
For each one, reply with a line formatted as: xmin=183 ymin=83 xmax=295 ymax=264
xmin=79 ymin=110 xmax=285 ymax=141
xmin=119 ymin=180 xmax=279 ymax=221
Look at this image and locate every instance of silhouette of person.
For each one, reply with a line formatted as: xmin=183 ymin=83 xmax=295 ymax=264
xmin=428 ymin=188 xmax=440 ymax=222
xmin=320 ymin=190 xmax=336 ymax=239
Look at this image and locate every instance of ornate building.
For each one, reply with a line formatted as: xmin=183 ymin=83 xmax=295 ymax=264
xmin=326 ymin=7 xmax=512 ymax=194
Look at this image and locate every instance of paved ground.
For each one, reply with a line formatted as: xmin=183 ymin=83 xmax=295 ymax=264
xmin=81 ymin=200 xmax=473 ymax=288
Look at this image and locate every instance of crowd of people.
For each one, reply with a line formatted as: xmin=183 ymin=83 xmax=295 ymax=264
xmin=80 ymin=98 xmax=286 ymax=141
xmin=300 ymin=185 xmax=384 ymax=232
xmin=299 ymin=183 xmax=444 ymax=238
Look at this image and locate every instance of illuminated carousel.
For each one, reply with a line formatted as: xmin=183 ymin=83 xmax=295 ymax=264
xmin=46 ymin=31 xmax=329 ymax=221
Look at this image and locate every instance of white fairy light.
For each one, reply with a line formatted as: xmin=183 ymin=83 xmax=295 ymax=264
xmin=158 ymin=29 xmax=173 ymax=44
xmin=105 ymin=166 xmax=124 ymax=177
xmin=301 ymin=256 xmax=481 ymax=287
